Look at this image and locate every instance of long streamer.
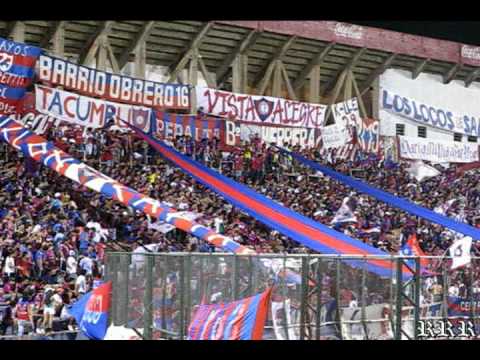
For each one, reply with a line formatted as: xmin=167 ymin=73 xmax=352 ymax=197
xmin=277 ymin=146 xmax=480 ymax=241
xmin=124 ymin=120 xmax=411 ymax=278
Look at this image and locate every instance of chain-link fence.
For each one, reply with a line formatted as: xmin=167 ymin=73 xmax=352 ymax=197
xmin=105 ymin=252 xmax=480 ymax=340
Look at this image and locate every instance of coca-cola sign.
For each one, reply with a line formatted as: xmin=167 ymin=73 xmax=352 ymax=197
xmin=334 ymin=23 xmax=364 ymax=41
xmin=461 ymin=45 xmax=480 ymax=61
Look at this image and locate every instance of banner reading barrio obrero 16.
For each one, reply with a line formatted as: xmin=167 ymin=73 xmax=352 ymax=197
xmin=37 ymin=54 xmax=190 ymax=110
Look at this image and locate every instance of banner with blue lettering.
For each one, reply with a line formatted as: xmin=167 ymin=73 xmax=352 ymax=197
xmin=188 ymin=288 xmax=272 ymax=340
xmin=124 ymin=119 xmax=412 ymax=279
xmin=278 ymin=147 xmax=480 ymax=241
xmin=35 ymin=85 xmax=152 ymax=132
xmin=68 ymin=281 xmax=112 ymax=340
xmin=0 ymin=37 xmax=42 ymax=115
xmin=381 ymin=88 xmax=480 ymax=137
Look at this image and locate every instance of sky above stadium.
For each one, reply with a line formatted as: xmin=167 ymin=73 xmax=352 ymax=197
xmin=350 ymin=21 xmax=480 ymax=47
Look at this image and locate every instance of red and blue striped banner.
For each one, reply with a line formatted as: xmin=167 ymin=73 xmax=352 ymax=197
xmin=125 ymin=120 xmax=411 ymax=279
xmin=153 ymin=111 xmax=225 ymax=142
xmin=0 ymin=37 xmax=42 ymax=115
xmin=188 ymin=287 xmax=272 ymax=340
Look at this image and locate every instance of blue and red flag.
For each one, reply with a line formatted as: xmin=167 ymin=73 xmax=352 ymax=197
xmin=124 ymin=119 xmax=410 ymax=279
xmin=0 ymin=37 xmax=42 ymax=115
xmin=399 ymin=234 xmax=429 ymax=269
xmin=68 ymin=281 xmax=112 ymax=340
xmin=188 ymin=287 xmax=272 ymax=340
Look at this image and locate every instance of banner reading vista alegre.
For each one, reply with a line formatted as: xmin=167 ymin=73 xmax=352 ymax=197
xmin=196 ymin=87 xmax=327 ymax=129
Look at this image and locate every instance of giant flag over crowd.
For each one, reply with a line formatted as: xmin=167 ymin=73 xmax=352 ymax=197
xmin=0 ymin=116 xmax=252 ymax=255
xmin=123 ymin=120 xmax=412 ymax=279
xmin=277 ymin=147 xmax=480 ymax=241
xmin=187 ymin=288 xmax=272 ymax=340
xmin=68 ymin=281 xmax=112 ymax=340
xmin=0 ymin=37 xmax=42 ymax=115
xmin=0 ymin=116 xmax=301 ymax=284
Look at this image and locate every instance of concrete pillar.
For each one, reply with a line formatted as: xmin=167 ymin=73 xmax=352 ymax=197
xmin=52 ymin=22 xmax=65 ymax=57
xmin=232 ymin=53 xmax=248 ymax=94
xmin=97 ymin=34 xmax=108 ymax=71
xmin=134 ymin=40 xmax=146 ymax=79
xmin=371 ymin=76 xmax=380 ymax=120
xmin=189 ymin=51 xmax=198 ymax=113
xmin=309 ymin=64 xmax=320 ymax=104
xmin=272 ymin=60 xmax=283 ymax=97
xmin=12 ymin=22 xmax=25 ymax=43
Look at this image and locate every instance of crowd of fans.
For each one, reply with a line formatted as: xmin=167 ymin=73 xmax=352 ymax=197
xmin=1 ymin=118 xmax=480 ymax=338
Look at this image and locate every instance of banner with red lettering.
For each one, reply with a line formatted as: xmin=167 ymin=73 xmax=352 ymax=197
xmin=196 ymin=87 xmax=327 ymax=129
xmin=37 ymin=54 xmax=190 ymax=110
xmin=223 ymin=120 xmax=321 ymax=148
xmin=35 ymin=85 xmax=152 ymax=132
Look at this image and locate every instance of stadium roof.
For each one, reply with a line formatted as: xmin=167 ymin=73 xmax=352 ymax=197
xmin=3 ymin=20 xmax=480 ymax=94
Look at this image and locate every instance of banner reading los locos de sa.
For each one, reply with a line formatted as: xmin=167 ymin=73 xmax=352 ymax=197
xmin=196 ymin=87 xmax=327 ymax=129
xmin=35 ymin=85 xmax=152 ymax=132
xmin=398 ymin=135 xmax=479 ymax=163
xmin=37 ymin=54 xmax=190 ymax=110
xmin=379 ymin=69 xmax=480 ymax=137
xmin=0 ymin=37 xmax=42 ymax=115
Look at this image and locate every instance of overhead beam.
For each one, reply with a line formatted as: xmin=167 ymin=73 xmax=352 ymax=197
xmin=118 ymin=21 xmax=156 ymax=70
xmin=40 ymin=21 xmax=65 ymax=48
xmin=412 ymin=58 xmax=429 ymax=79
xmin=293 ymin=42 xmax=335 ymax=90
xmin=465 ymin=68 xmax=480 ymax=88
xmin=168 ymin=22 xmax=214 ymax=82
xmin=443 ymin=63 xmax=461 ymax=84
xmin=253 ymin=36 xmax=297 ymax=89
xmin=359 ymin=52 xmax=397 ymax=96
xmin=321 ymin=47 xmax=366 ymax=95
xmin=215 ymin=29 xmax=261 ymax=87
xmin=79 ymin=21 xmax=115 ymax=65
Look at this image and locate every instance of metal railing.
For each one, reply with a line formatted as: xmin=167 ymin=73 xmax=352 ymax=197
xmin=105 ymin=252 xmax=480 ymax=340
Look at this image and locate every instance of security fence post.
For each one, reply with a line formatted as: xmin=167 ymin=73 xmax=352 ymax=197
xmin=111 ymin=254 xmax=119 ymax=326
xmin=179 ymin=255 xmax=186 ymax=340
xmin=414 ymin=256 xmax=421 ymax=340
xmin=469 ymin=262 xmax=476 ymax=334
xmin=315 ymin=257 xmax=323 ymax=340
xmin=184 ymin=253 xmax=192 ymax=338
xmin=143 ymin=255 xmax=154 ymax=340
xmin=232 ymin=255 xmax=239 ymax=300
xmin=335 ymin=257 xmax=343 ymax=340
xmin=395 ymin=257 xmax=403 ymax=340
xmin=361 ymin=258 xmax=369 ymax=340
xmin=119 ymin=253 xmax=130 ymax=326
xmin=300 ymin=256 xmax=308 ymax=340
xmin=282 ymin=254 xmax=289 ymax=340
